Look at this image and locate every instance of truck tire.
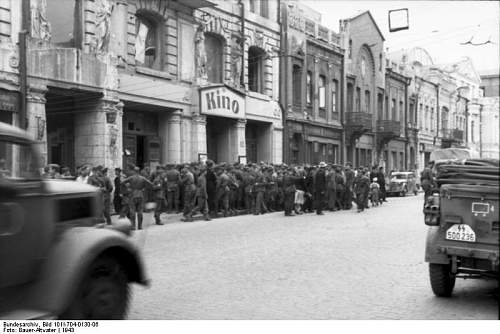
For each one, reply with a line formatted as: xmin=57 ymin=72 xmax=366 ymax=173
xmin=429 ymin=263 xmax=455 ymax=297
xmin=60 ymin=255 xmax=130 ymax=319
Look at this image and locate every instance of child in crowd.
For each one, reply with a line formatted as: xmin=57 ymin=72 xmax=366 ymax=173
xmin=370 ymin=177 xmax=381 ymax=207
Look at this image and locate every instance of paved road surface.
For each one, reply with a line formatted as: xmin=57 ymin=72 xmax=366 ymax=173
xmin=127 ymin=195 xmax=498 ymax=319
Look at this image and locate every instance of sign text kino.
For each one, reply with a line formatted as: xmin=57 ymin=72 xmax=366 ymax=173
xmin=201 ymin=87 xmax=245 ymax=119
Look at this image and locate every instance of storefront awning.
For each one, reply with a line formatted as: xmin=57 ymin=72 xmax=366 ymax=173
xmin=171 ymin=0 xmax=216 ymax=9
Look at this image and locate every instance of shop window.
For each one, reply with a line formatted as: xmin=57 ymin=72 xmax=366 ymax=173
xmin=46 ymin=0 xmax=82 ymax=47
xmin=379 ymin=53 xmax=382 ymax=71
xmin=348 ymin=39 xmax=352 ymax=59
xmin=135 ymin=13 xmax=163 ymax=70
xmin=391 ymin=99 xmax=396 ymax=120
xmin=391 ymin=151 xmax=397 ymax=171
xmin=441 ymin=107 xmax=449 ymax=132
xmin=419 ymin=103 xmax=423 ymax=129
xmin=332 ymin=80 xmax=338 ymax=120
xmin=306 ymin=71 xmax=313 ymax=105
xmin=292 ymin=65 xmax=302 ymax=106
xmin=399 ymin=152 xmax=404 ymax=171
xmin=364 ymin=90 xmax=371 ymax=113
xmin=319 ymin=75 xmax=326 ymax=110
xmin=205 ymin=33 xmax=224 ymax=83
xmin=347 ymin=83 xmax=353 ymax=113
xmin=355 ymin=87 xmax=361 ymax=112
xmin=248 ymin=46 xmax=266 ymax=93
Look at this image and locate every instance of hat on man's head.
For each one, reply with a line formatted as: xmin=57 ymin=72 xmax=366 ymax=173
xmin=318 ymin=161 xmax=327 ymax=168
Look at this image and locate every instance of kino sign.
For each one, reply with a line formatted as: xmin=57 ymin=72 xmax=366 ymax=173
xmin=200 ymin=86 xmax=245 ymax=119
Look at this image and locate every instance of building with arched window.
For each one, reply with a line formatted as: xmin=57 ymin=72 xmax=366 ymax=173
xmin=340 ymin=11 xmax=387 ymax=169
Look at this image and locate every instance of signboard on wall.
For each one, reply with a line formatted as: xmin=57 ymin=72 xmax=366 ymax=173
xmin=200 ymin=85 xmax=245 ymax=119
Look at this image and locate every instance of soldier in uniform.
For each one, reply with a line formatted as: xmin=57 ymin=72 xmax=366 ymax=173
xmin=344 ymin=163 xmax=355 ymax=210
xmin=253 ymin=166 xmax=268 ymax=215
xmin=190 ymin=164 xmax=211 ymax=221
xmin=242 ymin=166 xmax=255 ymax=214
xmin=113 ymin=167 xmax=122 ymax=215
xmin=314 ymin=162 xmax=327 ymax=215
xmin=123 ymin=166 xmax=153 ymax=230
xmin=354 ymin=170 xmax=371 ymax=213
xmin=152 ymin=168 xmax=166 ymax=225
xmin=420 ymin=163 xmax=435 ymax=198
xmin=326 ymin=165 xmax=337 ymax=211
xmin=101 ymin=167 xmax=114 ymax=225
xmin=180 ymin=165 xmax=196 ymax=222
xmin=282 ymin=167 xmax=297 ymax=216
xmin=206 ymin=160 xmax=218 ymax=217
xmin=165 ymin=164 xmax=180 ymax=213
xmin=215 ymin=166 xmax=231 ymax=217
xmin=377 ymin=166 xmax=387 ymax=202
xmin=334 ymin=166 xmax=345 ymax=210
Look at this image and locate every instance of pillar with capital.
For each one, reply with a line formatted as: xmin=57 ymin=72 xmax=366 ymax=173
xmin=26 ymin=84 xmax=48 ymax=165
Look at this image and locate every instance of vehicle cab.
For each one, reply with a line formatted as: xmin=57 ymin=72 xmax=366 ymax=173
xmin=387 ymin=172 xmax=418 ymax=197
xmin=0 ymin=122 xmax=148 ymax=319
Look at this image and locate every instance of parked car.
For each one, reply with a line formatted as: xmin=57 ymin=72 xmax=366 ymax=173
xmin=0 ymin=122 xmax=149 ymax=320
xmin=387 ymin=171 xmax=418 ymax=196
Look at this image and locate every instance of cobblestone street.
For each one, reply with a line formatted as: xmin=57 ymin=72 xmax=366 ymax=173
xmin=127 ymin=195 xmax=498 ymax=320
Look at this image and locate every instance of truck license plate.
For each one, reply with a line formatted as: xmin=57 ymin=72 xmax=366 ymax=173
xmin=445 ymin=224 xmax=476 ymax=242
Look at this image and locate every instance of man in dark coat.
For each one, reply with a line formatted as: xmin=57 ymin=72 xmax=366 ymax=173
xmin=123 ymin=167 xmax=153 ymax=230
xmin=113 ymin=167 xmax=122 ymax=215
xmin=165 ymin=164 xmax=180 ymax=213
xmin=205 ymin=160 xmax=218 ymax=217
xmin=344 ymin=163 xmax=355 ymax=210
xmin=377 ymin=166 xmax=387 ymax=202
xmin=355 ymin=170 xmax=371 ymax=212
xmin=314 ymin=162 xmax=327 ymax=215
xmin=282 ymin=168 xmax=297 ymax=216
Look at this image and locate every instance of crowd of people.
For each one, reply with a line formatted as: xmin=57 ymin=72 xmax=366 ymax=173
xmin=41 ymin=160 xmax=394 ymax=230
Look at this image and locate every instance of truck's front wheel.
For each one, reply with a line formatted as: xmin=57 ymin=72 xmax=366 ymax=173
xmin=60 ymin=256 xmax=130 ymax=319
xmin=429 ymin=263 xmax=455 ymax=297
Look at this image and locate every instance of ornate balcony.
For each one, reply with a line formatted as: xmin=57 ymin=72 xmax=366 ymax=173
xmin=376 ymin=120 xmax=401 ymax=137
xmin=441 ymin=128 xmax=464 ymax=148
xmin=345 ymin=112 xmax=373 ymax=141
xmin=376 ymin=120 xmax=401 ymax=150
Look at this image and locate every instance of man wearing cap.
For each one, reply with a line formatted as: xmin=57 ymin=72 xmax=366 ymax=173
xmin=344 ymin=163 xmax=355 ymax=210
xmin=152 ymin=167 xmax=166 ymax=225
xmin=101 ymin=167 xmax=114 ymax=225
xmin=205 ymin=160 xmax=217 ymax=217
xmin=165 ymin=163 xmax=181 ymax=213
xmin=180 ymin=165 xmax=196 ymax=221
xmin=314 ymin=162 xmax=327 ymax=215
xmin=123 ymin=166 xmax=153 ymax=229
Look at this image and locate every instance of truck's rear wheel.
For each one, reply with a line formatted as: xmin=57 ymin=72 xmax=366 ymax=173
xmin=429 ymin=263 xmax=455 ymax=297
xmin=60 ymin=256 xmax=130 ymax=319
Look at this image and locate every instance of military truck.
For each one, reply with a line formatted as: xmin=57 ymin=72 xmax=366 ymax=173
xmin=423 ymin=148 xmax=499 ymax=297
xmin=0 ymin=122 xmax=149 ymax=319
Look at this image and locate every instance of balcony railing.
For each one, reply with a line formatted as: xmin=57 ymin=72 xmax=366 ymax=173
xmin=345 ymin=112 xmax=373 ymax=130
xmin=376 ymin=120 xmax=401 ymax=137
xmin=441 ymin=128 xmax=464 ymax=141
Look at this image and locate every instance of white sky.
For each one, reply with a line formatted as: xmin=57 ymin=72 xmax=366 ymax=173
xmin=301 ymin=0 xmax=500 ymax=73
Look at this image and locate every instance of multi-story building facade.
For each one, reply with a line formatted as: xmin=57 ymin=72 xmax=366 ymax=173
xmin=476 ymin=70 xmax=500 ymax=159
xmin=280 ymin=1 xmax=344 ymax=165
xmin=388 ymin=47 xmax=472 ymax=173
xmin=0 ymin=0 xmax=283 ymax=172
xmin=340 ymin=11 xmax=410 ymax=170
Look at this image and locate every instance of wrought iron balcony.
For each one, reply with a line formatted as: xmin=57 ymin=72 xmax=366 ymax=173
xmin=345 ymin=112 xmax=373 ymax=141
xmin=441 ymin=128 xmax=464 ymax=142
xmin=376 ymin=120 xmax=401 ymax=138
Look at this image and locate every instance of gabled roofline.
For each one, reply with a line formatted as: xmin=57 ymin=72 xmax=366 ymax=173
xmin=346 ymin=11 xmax=385 ymax=42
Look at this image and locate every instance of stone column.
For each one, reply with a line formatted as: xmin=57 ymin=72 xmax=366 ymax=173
xmin=26 ymin=84 xmax=48 ymax=166
xmin=167 ymin=110 xmax=182 ymax=163
xmin=236 ymin=119 xmax=246 ymax=162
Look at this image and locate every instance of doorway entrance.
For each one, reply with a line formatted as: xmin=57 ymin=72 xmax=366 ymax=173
xmin=206 ymin=116 xmax=235 ymax=163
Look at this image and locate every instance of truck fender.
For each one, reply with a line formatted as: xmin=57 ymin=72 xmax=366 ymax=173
xmin=26 ymin=227 xmax=149 ymax=316
xmin=424 ymin=226 xmax=449 ymax=264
